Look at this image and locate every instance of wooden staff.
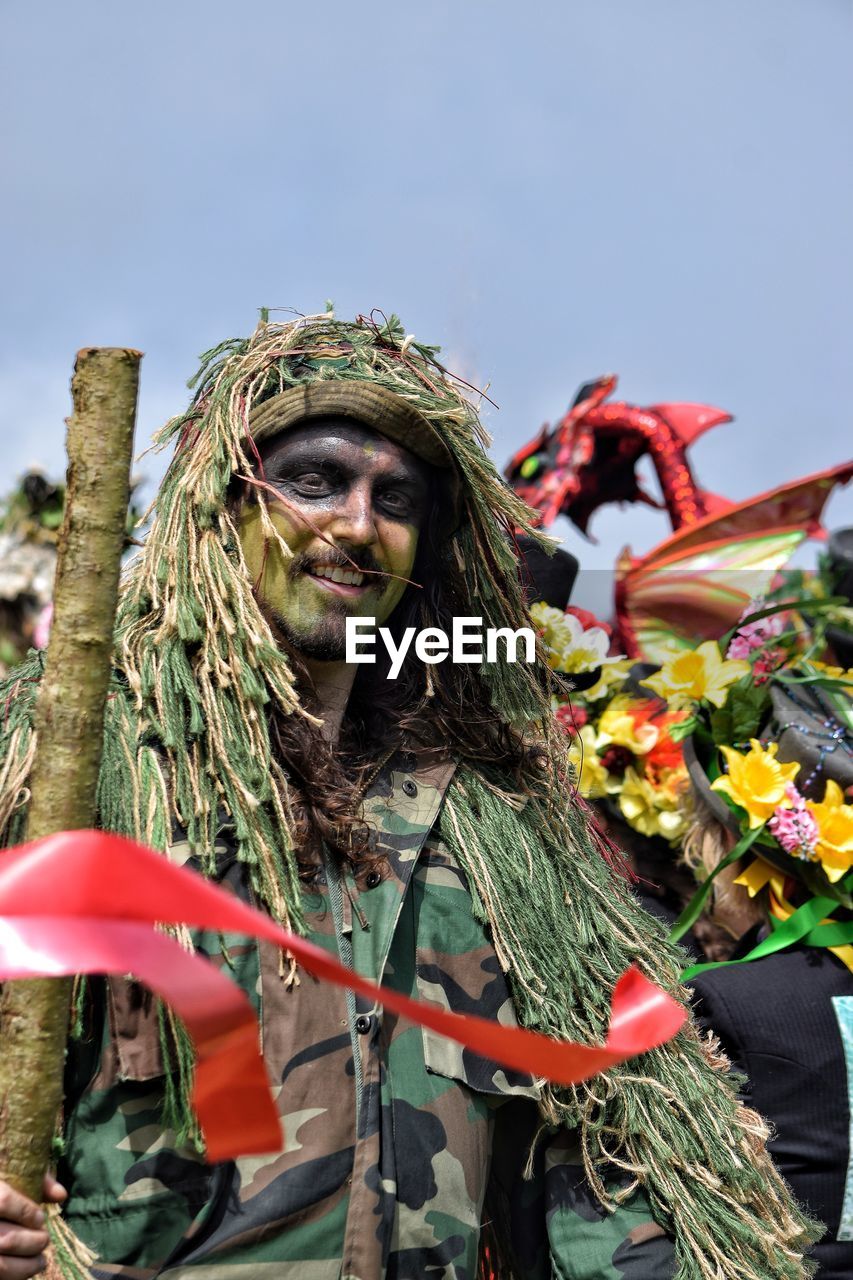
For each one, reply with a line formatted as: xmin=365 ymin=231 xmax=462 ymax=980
xmin=0 ymin=348 xmax=141 ymax=1199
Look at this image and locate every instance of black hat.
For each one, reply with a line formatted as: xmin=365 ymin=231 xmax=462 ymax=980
xmin=515 ymin=536 xmax=579 ymax=610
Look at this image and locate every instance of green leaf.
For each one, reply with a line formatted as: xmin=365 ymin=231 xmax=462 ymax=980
xmin=709 ymin=701 xmax=733 ymax=748
xmin=729 ymin=677 xmax=771 ymax=743
xmin=669 ymin=824 xmax=766 ymax=944
xmin=668 ymin=716 xmax=696 ymax=743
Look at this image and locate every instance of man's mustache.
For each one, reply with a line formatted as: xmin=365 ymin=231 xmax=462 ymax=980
xmin=290 ymin=548 xmax=391 ymax=593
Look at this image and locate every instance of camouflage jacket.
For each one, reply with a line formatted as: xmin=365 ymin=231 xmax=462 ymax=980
xmin=60 ymin=746 xmax=676 ymax=1280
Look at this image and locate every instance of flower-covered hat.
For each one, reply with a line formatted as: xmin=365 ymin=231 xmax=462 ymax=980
xmin=682 ymin=655 xmax=853 ymax=903
xmin=654 ymin=592 xmax=853 ymax=973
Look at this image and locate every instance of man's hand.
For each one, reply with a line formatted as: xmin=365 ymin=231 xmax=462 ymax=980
xmin=0 ymin=1175 xmax=67 ymax=1279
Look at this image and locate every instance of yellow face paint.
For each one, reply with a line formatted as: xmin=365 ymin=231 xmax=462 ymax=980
xmin=238 ymin=502 xmax=294 ymax=612
xmin=236 ymin=422 xmax=429 ymax=661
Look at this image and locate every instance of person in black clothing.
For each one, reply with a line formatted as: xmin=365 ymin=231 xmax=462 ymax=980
xmin=690 ymin=925 xmax=853 ymax=1278
xmin=684 ymin=684 xmax=853 ymax=1278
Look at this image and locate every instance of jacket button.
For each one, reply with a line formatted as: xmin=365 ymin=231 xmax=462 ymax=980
xmin=365 ymin=869 xmax=382 ymax=888
xmin=402 ymin=779 xmax=418 ymax=797
xmin=355 ymin=1015 xmax=372 ymax=1035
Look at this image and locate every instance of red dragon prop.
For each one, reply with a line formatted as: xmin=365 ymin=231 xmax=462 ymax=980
xmin=505 ymin=376 xmax=853 ymax=660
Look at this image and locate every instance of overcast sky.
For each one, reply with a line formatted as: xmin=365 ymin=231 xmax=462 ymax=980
xmin=2 ymin=0 xmax=850 ymax=601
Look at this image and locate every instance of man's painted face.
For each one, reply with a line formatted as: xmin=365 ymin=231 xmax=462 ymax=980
xmin=238 ymin=419 xmax=432 ymax=661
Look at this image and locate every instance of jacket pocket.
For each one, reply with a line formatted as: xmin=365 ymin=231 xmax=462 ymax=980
xmin=105 ymin=840 xmax=262 ymax=1085
xmin=413 ymin=841 xmax=541 ymax=1099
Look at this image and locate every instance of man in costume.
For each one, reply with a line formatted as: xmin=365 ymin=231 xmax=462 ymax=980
xmin=0 ymin=313 xmax=816 ymax=1278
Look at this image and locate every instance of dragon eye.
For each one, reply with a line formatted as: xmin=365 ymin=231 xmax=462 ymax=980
xmin=520 ymin=456 xmax=542 ymax=479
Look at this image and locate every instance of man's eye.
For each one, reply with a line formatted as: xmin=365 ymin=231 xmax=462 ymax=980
xmin=287 ymin=472 xmax=332 ymax=494
xmin=379 ymin=489 xmax=413 ymax=515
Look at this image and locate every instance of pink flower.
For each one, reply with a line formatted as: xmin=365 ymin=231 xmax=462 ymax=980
xmin=727 ymin=634 xmax=754 ymax=661
xmin=726 ymin=612 xmax=785 ymax=662
xmin=768 ymin=784 xmax=819 ymax=861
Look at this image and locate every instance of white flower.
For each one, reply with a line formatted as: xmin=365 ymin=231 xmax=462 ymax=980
xmin=530 ymin=603 xmax=619 ymax=676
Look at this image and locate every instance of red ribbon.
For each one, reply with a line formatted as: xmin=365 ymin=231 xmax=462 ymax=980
xmin=0 ymin=832 xmax=685 ymax=1161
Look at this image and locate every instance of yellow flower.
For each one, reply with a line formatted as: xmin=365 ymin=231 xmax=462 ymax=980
xmin=585 ymin=658 xmax=632 ymax=702
xmin=530 ymin=603 xmax=571 ymax=666
xmin=807 ymin=780 xmax=853 ymax=883
xmin=641 ymin=640 xmax=750 ymax=709
xmin=655 ymin=806 xmax=688 ymax=843
xmin=567 ymin=724 xmax=609 ymax=799
xmin=617 ymin=766 xmax=686 ymax=841
xmin=711 ymin=740 xmax=800 ymax=829
xmin=596 ymin=695 xmax=659 ymax=756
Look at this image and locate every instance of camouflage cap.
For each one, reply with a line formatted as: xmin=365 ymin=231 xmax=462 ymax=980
xmin=247 ymin=381 xmax=454 ymax=471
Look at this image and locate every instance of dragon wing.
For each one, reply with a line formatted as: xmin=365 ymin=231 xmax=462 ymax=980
xmin=616 ymin=461 xmax=853 ymax=661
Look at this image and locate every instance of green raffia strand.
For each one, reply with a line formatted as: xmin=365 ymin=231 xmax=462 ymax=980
xmin=70 ymin=977 xmax=88 ymax=1038
xmin=46 ymin=1209 xmax=97 ymax=1279
xmin=158 ymin=1004 xmax=202 ymax=1149
xmin=668 ymin=824 xmax=766 ymax=944
xmin=0 ymin=314 xmax=820 ymax=1279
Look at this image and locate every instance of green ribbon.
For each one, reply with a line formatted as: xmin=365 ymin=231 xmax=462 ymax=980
xmin=681 ymin=891 xmax=853 ymax=981
xmin=667 ymin=823 xmax=765 ymax=945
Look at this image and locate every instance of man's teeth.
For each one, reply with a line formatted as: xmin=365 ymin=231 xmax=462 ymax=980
xmin=311 ymin=565 xmax=366 ymax=587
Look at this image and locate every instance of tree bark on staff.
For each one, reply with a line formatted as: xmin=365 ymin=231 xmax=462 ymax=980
xmin=0 ymin=348 xmax=141 ymax=1200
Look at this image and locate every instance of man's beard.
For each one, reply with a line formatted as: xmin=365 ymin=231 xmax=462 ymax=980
xmin=270 ymin=547 xmax=390 ymax=662
xmin=270 ymin=600 xmax=350 ymax=661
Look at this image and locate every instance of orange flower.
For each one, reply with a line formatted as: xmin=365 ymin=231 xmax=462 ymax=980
xmin=632 ymin=702 xmax=687 ymax=776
